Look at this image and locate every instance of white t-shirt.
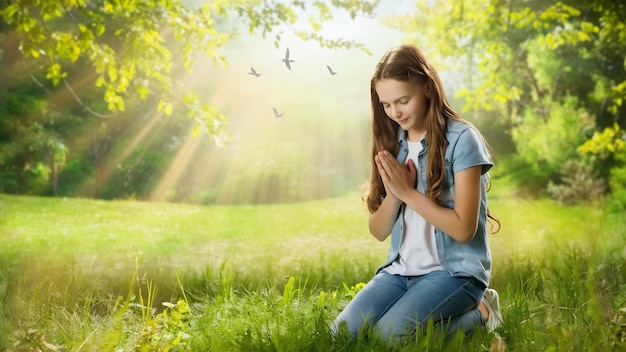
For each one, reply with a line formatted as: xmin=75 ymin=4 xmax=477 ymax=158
xmin=386 ymin=139 xmax=443 ymax=276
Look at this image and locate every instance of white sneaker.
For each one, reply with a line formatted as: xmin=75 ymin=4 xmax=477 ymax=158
xmin=482 ymin=288 xmax=503 ymax=331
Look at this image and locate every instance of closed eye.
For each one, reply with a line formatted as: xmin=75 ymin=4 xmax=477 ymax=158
xmin=380 ymin=97 xmax=409 ymax=107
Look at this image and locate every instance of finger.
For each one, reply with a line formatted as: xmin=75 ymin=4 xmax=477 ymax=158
xmin=378 ymin=151 xmax=395 ymax=167
xmin=374 ymin=155 xmax=388 ymax=179
xmin=377 ymin=158 xmax=393 ymax=179
xmin=407 ymin=159 xmax=416 ymax=173
xmin=374 ymin=155 xmax=386 ymax=176
xmin=379 ymin=154 xmax=401 ymax=178
xmin=382 ymin=151 xmax=402 ymax=168
xmin=374 ymin=154 xmax=383 ymax=168
xmin=380 ymin=150 xmax=395 ymax=162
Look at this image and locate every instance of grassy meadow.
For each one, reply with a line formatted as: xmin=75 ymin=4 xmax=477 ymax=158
xmin=1 ymin=179 xmax=625 ymax=351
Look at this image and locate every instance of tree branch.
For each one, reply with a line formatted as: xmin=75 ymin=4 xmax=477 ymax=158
xmin=22 ymin=59 xmax=116 ymax=119
xmin=62 ymin=79 xmax=117 ymax=118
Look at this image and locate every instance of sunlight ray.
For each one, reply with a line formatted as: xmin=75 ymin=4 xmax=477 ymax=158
xmin=142 ymin=57 xmax=238 ymax=202
xmin=148 ymin=125 xmax=203 ymax=202
xmin=74 ymin=108 xmax=167 ymax=197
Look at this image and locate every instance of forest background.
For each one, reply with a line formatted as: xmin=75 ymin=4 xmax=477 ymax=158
xmin=1 ymin=0 xmax=624 ymax=208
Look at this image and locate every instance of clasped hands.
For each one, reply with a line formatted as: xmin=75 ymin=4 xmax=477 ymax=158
xmin=374 ymin=150 xmax=417 ymax=203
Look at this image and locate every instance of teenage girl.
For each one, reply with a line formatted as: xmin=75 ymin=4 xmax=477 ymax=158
xmin=331 ymin=44 xmax=503 ymax=343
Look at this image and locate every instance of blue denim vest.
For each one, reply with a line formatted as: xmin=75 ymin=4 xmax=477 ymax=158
xmin=377 ymin=119 xmax=494 ymax=287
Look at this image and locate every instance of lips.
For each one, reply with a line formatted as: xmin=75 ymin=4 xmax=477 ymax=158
xmin=398 ymin=118 xmax=409 ymax=125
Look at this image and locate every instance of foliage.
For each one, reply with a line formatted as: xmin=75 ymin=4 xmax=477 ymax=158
xmin=511 ymin=96 xmax=594 ymax=180
xmin=578 ymin=122 xmax=626 ymax=160
xmin=578 ymin=123 xmax=626 ymax=211
xmin=394 ymin=0 xmax=625 ymax=120
xmin=2 ymin=0 xmax=228 ymax=140
xmin=139 ymin=299 xmax=192 ymax=352
xmin=388 ymin=0 xmax=626 ymax=194
xmin=0 ymin=84 xmax=69 ymax=195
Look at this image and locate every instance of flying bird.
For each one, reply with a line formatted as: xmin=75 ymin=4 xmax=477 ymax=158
xmin=326 ymin=65 xmax=338 ymax=76
xmin=281 ymin=48 xmax=295 ymax=70
xmin=273 ymin=107 xmax=285 ymax=118
xmin=248 ymin=67 xmax=261 ymax=77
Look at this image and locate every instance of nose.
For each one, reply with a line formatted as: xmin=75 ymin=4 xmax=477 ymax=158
xmin=390 ymin=106 xmax=401 ymax=119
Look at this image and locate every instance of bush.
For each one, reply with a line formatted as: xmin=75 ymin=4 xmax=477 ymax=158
xmin=547 ymin=159 xmax=606 ymax=204
xmin=511 ymin=97 xmax=594 ymax=183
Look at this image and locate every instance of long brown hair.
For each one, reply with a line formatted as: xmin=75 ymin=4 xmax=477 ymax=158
xmin=365 ymin=44 xmax=500 ymax=232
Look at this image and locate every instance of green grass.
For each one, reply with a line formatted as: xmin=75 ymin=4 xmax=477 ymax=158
xmin=1 ymin=184 xmax=625 ymax=351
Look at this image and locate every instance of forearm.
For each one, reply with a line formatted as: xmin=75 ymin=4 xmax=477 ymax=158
xmin=368 ymin=196 xmax=402 ymax=241
xmin=402 ymin=189 xmax=478 ymax=244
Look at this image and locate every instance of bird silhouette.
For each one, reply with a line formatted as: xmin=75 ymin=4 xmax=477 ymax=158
xmin=326 ymin=65 xmax=338 ymax=75
xmin=273 ymin=107 xmax=285 ymax=118
xmin=248 ymin=67 xmax=261 ymax=77
xmin=281 ymin=48 xmax=295 ymax=70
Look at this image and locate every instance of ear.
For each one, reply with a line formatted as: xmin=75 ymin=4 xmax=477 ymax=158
xmin=424 ymin=80 xmax=434 ymax=99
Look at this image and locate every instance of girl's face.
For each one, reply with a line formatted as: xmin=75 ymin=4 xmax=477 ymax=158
xmin=375 ymin=79 xmax=429 ymax=141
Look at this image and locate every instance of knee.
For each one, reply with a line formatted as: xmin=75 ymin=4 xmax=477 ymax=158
xmin=374 ymin=315 xmax=417 ymax=343
xmin=331 ymin=313 xmax=361 ymax=338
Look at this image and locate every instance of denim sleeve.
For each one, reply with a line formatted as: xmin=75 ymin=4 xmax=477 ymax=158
xmin=452 ymin=127 xmax=493 ymax=175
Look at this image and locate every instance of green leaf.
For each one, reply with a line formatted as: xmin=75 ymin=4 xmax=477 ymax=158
xmin=46 ymin=63 xmax=67 ymax=86
xmin=157 ymin=100 xmax=173 ymax=115
xmin=95 ymin=24 xmax=106 ymax=36
xmin=1 ymin=3 xmax=20 ymax=21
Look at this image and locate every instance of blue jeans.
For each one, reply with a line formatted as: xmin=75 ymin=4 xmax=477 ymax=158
xmin=331 ymin=270 xmax=485 ymax=343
